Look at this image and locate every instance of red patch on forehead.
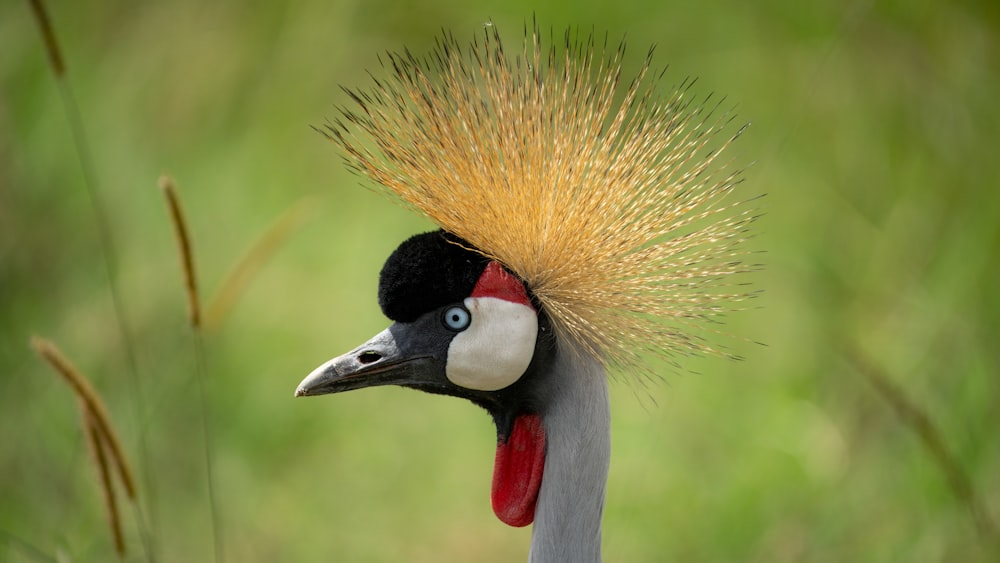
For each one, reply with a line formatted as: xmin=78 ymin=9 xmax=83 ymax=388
xmin=471 ymin=261 xmax=533 ymax=308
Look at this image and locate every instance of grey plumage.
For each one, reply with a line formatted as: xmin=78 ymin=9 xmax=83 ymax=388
xmin=527 ymin=339 xmax=609 ymax=562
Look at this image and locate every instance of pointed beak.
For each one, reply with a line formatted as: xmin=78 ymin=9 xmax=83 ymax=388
xmin=295 ymin=326 xmax=442 ymax=397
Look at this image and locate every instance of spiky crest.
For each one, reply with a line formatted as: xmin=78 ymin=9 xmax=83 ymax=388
xmin=322 ymin=23 xmax=759 ymax=378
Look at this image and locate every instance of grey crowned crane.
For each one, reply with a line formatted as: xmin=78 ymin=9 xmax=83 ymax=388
xmin=296 ymin=24 xmax=757 ymax=562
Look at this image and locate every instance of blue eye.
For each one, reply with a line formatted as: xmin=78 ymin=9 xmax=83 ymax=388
xmin=442 ymin=306 xmax=471 ymax=331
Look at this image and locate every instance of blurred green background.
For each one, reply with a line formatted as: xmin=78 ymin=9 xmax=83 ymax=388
xmin=2 ymin=0 xmax=998 ymax=561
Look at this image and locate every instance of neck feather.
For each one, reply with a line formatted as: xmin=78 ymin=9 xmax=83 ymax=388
xmin=529 ymin=341 xmax=610 ymax=563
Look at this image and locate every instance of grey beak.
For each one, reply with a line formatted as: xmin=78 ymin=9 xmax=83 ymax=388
xmin=295 ymin=326 xmax=438 ymax=397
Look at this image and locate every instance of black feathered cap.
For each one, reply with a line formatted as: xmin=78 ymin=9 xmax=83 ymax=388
xmin=378 ymin=230 xmax=491 ymax=323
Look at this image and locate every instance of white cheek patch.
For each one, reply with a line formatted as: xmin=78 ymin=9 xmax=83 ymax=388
xmin=446 ymin=297 xmax=538 ymax=391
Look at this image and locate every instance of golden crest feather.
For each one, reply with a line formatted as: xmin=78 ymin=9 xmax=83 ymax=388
xmin=323 ymin=24 xmax=759 ymax=376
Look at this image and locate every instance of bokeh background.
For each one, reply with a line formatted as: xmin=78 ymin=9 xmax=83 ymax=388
xmin=2 ymin=0 xmax=998 ymax=561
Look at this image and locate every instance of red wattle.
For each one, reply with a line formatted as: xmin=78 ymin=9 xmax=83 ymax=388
xmin=472 ymin=262 xmax=533 ymax=308
xmin=491 ymin=413 xmax=546 ymax=527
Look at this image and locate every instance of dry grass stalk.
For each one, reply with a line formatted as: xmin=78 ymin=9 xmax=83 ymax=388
xmin=27 ymin=0 xmax=65 ymax=77
xmin=81 ymin=400 xmax=126 ymax=557
xmin=32 ymin=336 xmax=138 ymax=556
xmin=846 ymin=347 xmax=999 ymax=544
xmin=31 ymin=336 xmax=137 ymax=498
xmin=159 ymin=173 xmax=202 ymax=328
xmin=203 ymin=197 xmax=316 ymax=331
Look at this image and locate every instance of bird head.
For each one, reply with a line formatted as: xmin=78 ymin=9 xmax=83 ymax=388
xmin=296 ymin=230 xmax=556 ymax=526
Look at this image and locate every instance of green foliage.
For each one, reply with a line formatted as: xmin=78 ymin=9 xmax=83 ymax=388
xmin=2 ymin=0 xmax=998 ymax=561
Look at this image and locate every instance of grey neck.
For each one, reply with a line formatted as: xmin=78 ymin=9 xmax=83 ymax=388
xmin=528 ymin=342 xmax=610 ymax=563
